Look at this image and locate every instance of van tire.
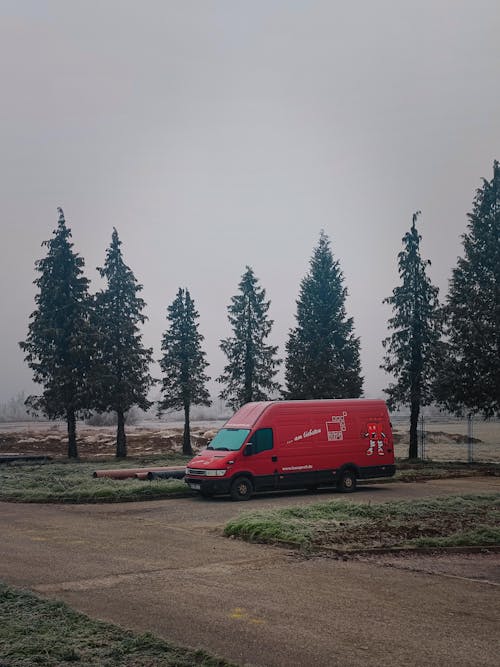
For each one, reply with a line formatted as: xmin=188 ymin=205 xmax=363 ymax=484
xmin=338 ymin=469 xmax=357 ymax=493
xmin=230 ymin=477 xmax=253 ymax=501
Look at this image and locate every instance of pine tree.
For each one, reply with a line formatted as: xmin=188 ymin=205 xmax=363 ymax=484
xmin=435 ymin=162 xmax=500 ymax=417
xmin=158 ymin=288 xmax=211 ymax=455
xmin=19 ymin=208 xmax=93 ymax=458
xmin=93 ymin=228 xmax=154 ymax=457
xmin=381 ymin=212 xmax=441 ymax=459
xmin=284 ymin=231 xmax=363 ymax=399
xmin=217 ymin=267 xmax=281 ymax=410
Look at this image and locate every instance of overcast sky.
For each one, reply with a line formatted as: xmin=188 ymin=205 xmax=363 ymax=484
xmin=1 ymin=0 xmax=499 ymax=405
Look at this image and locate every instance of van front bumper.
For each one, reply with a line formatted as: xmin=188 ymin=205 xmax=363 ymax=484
xmin=185 ymin=476 xmax=232 ymax=495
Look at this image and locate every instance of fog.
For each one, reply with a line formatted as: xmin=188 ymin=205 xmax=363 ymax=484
xmin=1 ymin=0 xmax=499 ymax=405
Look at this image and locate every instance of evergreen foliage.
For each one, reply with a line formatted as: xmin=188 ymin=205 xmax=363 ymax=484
xmin=93 ymin=229 xmax=154 ymax=457
xmin=284 ymin=231 xmax=363 ymax=399
xmin=217 ymin=267 xmax=281 ymax=410
xmin=381 ymin=212 xmax=441 ymax=458
xmin=435 ymin=161 xmax=500 ymax=417
xmin=19 ymin=208 xmax=93 ymax=457
xmin=159 ymin=288 xmax=211 ymax=455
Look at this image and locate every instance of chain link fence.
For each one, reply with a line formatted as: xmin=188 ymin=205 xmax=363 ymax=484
xmin=391 ymin=415 xmax=500 ymax=462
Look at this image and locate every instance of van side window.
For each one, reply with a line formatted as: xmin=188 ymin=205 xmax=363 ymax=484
xmin=252 ymin=428 xmax=273 ymax=454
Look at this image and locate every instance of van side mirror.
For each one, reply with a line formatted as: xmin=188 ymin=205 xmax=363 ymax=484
xmin=243 ymin=442 xmax=254 ymax=457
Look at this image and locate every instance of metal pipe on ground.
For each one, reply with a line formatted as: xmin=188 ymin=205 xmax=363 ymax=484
xmin=147 ymin=470 xmax=186 ymax=480
xmin=0 ymin=455 xmax=52 ymax=464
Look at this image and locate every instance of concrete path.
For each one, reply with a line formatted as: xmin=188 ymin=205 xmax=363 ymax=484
xmin=1 ymin=477 xmax=499 ymax=666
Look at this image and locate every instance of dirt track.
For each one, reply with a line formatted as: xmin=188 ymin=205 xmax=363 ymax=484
xmin=1 ymin=477 xmax=500 ymax=666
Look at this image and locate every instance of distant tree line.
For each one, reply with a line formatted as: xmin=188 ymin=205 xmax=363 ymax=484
xmin=20 ymin=162 xmax=500 ymax=459
xmin=0 ymin=392 xmax=41 ymax=423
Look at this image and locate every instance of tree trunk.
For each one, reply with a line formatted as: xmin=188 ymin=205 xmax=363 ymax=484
xmin=409 ymin=398 xmax=420 ymax=459
xmin=116 ymin=409 xmax=127 ymax=458
xmin=67 ymin=408 xmax=78 ymax=459
xmin=183 ymin=403 xmax=193 ymax=456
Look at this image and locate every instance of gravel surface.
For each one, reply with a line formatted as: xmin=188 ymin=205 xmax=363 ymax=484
xmin=357 ymin=551 xmax=500 ymax=584
xmin=1 ymin=477 xmax=499 ymax=667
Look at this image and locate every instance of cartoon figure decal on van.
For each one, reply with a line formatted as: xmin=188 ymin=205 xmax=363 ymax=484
xmin=364 ymin=421 xmax=387 ymax=456
xmin=326 ymin=412 xmax=347 ymax=441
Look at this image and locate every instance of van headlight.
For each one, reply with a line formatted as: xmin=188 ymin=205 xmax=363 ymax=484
xmin=204 ymin=469 xmax=227 ymax=477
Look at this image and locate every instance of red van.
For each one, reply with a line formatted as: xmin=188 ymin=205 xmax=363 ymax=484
xmin=185 ymin=399 xmax=395 ymax=500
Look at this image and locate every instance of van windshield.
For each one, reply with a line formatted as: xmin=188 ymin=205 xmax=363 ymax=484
xmin=207 ymin=428 xmax=250 ymax=451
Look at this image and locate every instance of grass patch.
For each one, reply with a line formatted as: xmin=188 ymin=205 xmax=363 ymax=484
xmin=0 ymin=456 xmax=193 ymax=503
xmin=414 ymin=526 xmax=500 ymax=548
xmin=224 ymin=493 xmax=500 ymax=551
xmin=2 ymin=456 xmax=498 ymax=504
xmin=0 ymin=582 xmax=235 ymax=666
xmin=392 ymin=459 xmax=500 ymax=482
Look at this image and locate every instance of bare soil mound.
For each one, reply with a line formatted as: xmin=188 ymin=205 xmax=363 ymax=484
xmin=1 ymin=424 xmax=487 ymax=460
xmin=0 ymin=424 xmax=215 ymax=459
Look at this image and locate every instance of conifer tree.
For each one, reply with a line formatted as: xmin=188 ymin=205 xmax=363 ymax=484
xmin=19 ymin=208 xmax=93 ymax=458
xmin=381 ymin=212 xmax=441 ymax=458
xmin=93 ymin=228 xmax=154 ymax=457
xmin=159 ymin=288 xmax=211 ymax=455
xmin=284 ymin=231 xmax=363 ymax=399
xmin=217 ymin=267 xmax=281 ymax=410
xmin=435 ymin=162 xmax=500 ymax=417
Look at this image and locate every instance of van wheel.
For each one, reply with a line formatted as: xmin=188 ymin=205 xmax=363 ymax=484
xmin=230 ymin=477 xmax=253 ymax=501
xmin=338 ymin=470 xmax=357 ymax=493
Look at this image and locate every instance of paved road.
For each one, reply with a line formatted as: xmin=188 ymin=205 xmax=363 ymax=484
xmin=1 ymin=477 xmax=499 ymax=666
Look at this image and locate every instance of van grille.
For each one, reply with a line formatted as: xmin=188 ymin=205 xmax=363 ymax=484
xmin=187 ymin=468 xmax=207 ymax=476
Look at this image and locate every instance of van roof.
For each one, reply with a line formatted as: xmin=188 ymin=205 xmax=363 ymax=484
xmin=224 ymin=399 xmax=388 ymax=429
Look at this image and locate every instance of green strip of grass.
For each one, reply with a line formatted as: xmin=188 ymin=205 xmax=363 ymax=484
xmin=0 ymin=583 xmax=235 ymax=666
xmin=414 ymin=526 xmax=500 ymax=548
xmin=224 ymin=493 xmax=500 ymax=551
xmin=0 ymin=457 xmax=193 ymax=503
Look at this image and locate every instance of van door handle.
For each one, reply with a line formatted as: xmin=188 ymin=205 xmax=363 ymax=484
xmin=272 ymin=456 xmax=278 ymax=462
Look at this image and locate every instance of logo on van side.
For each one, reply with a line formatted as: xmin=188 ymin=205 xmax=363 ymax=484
xmin=326 ymin=412 xmax=347 ymax=441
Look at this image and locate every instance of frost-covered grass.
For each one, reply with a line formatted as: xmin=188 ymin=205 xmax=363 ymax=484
xmin=1 ymin=456 xmax=498 ymax=504
xmin=0 ymin=456 xmax=192 ymax=503
xmin=224 ymin=494 xmax=500 ymax=550
xmin=0 ymin=583 xmax=234 ymax=666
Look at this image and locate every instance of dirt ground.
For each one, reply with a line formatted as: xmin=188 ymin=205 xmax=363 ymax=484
xmin=0 ymin=419 xmax=499 ymax=461
xmin=0 ymin=422 xmax=220 ymax=459
xmin=357 ymin=551 xmax=500 ymax=585
xmin=1 ymin=477 xmax=499 ymax=667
